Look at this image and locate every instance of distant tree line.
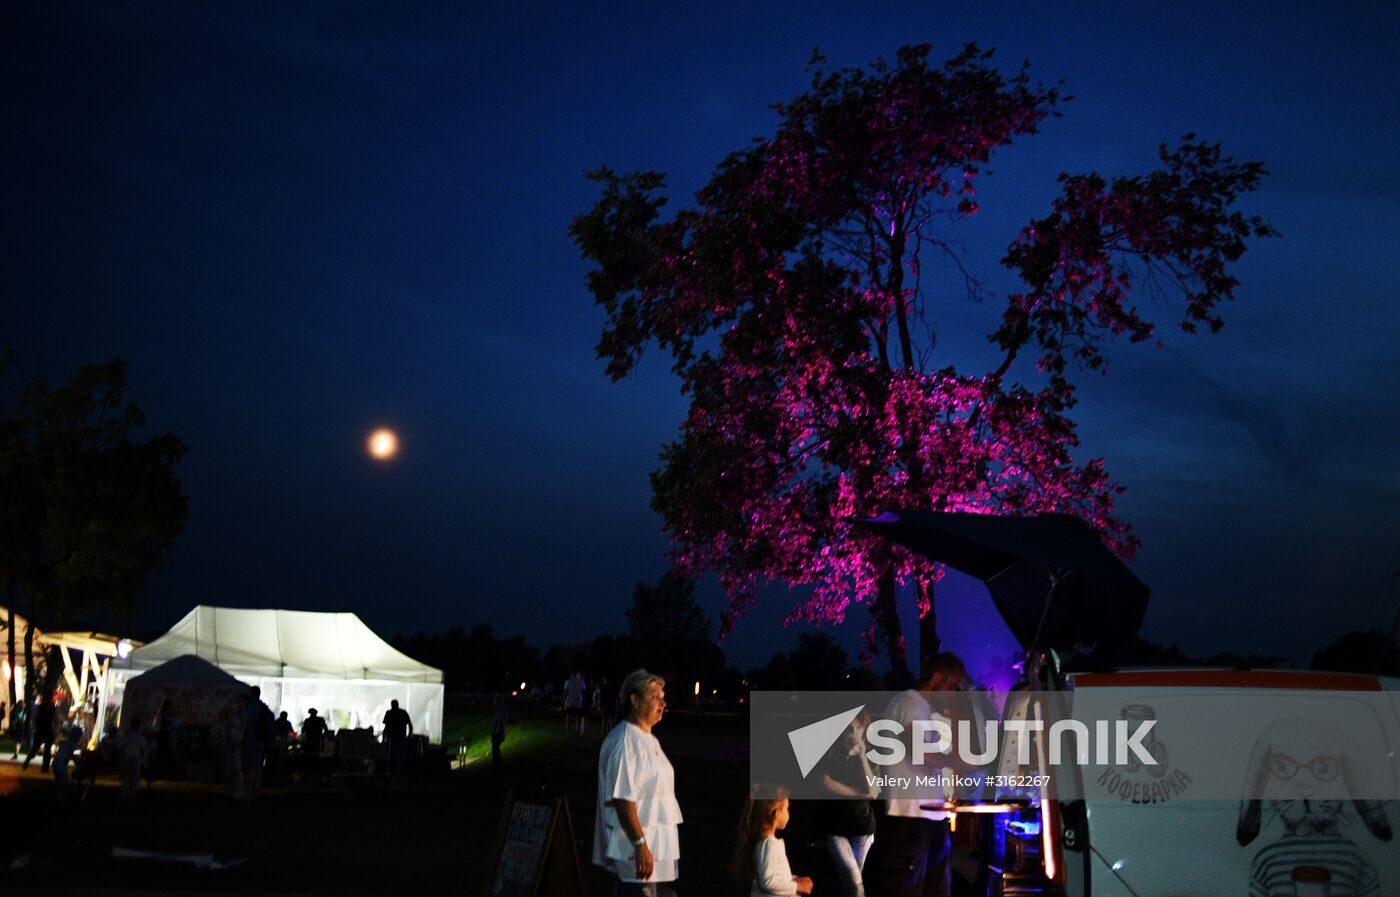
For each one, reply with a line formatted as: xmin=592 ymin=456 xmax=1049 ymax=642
xmin=395 ymin=571 xmax=900 ymax=698
xmin=392 ymin=572 xmax=739 ymax=698
xmin=1118 ymin=632 xmax=1400 ymax=677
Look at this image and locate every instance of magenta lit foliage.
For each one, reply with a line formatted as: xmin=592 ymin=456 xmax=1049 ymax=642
xmin=571 ymin=45 xmax=1274 ymax=665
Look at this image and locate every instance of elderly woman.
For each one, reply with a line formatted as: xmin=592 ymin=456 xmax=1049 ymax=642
xmin=593 ymin=669 xmax=682 ymax=896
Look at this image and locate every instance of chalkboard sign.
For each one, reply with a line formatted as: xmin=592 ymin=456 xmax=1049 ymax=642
xmin=487 ymin=792 xmax=584 ymax=897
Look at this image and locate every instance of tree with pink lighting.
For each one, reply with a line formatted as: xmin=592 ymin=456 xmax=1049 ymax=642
xmin=571 ymin=44 xmax=1274 ymax=679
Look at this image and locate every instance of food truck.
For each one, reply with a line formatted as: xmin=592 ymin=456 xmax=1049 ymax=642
xmin=981 ymin=666 xmax=1400 ymax=896
xmin=856 ymin=511 xmax=1399 ymax=896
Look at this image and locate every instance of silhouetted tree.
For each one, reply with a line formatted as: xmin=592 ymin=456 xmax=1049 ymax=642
xmin=623 ymin=571 xmax=728 ymax=694
xmin=748 ymin=631 xmax=859 ymax=690
xmin=1117 ymin=638 xmax=1194 ymax=666
xmin=1312 ymin=630 xmax=1400 ymax=677
xmin=627 ymin=571 xmax=712 ymax=643
xmin=574 ymin=44 xmax=1275 ymax=681
xmin=788 ymin=632 xmax=851 ymax=690
xmin=0 ymin=359 xmax=188 ymax=701
xmin=393 ymin=623 xmax=543 ymax=693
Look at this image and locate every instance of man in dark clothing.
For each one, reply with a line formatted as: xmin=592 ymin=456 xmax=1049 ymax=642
xmin=241 ymin=685 xmax=274 ymax=798
xmin=9 ymin=702 xmax=23 ymax=758
xmin=382 ymin=699 xmax=413 ymax=776
xmin=491 ymin=695 xmax=508 ymax=768
xmin=22 ymin=697 xmax=56 ymax=772
xmin=301 ymin=708 xmax=328 ymax=758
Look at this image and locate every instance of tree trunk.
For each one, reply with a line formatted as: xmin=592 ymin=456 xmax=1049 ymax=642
xmin=873 ymin=569 xmax=909 ymax=689
xmin=3 ymin=557 xmax=14 ymax=713
xmin=4 ymin=606 xmax=15 ymax=714
xmin=22 ymin=608 xmax=35 ymax=704
xmin=885 ymin=221 xmax=939 ymax=685
xmin=918 ymin=577 xmax=941 ymax=662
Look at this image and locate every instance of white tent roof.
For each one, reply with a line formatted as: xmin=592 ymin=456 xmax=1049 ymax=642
xmin=126 ymin=654 xmax=246 ymax=690
xmin=116 ymin=606 xmax=442 ymax=683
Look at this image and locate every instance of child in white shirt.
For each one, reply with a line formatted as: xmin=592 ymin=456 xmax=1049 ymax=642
xmin=732 ymin=787 xmax=813 ymax=897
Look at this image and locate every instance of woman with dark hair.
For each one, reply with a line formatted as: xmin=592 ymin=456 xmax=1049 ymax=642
xmin=592 ymin=669 xmax=682 ymax=896
xmin=816 ymin=710 xmax=878 ymax=897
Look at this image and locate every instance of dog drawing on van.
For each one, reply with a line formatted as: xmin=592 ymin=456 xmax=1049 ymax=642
xmin=1236 ymin=719 xmax=1392 ymax=896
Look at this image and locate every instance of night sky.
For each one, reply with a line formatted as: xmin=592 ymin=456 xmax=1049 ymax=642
xmin=4 ymin=2 xmax=1398 ymax=675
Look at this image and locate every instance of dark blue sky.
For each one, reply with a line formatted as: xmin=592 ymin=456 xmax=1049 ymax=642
xmin=4 ymin=2 xmax=1398 ymax=674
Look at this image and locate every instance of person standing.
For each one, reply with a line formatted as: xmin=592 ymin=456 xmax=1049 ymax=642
xmin=382 ymin=699 xmax=413 ymax=776
xmin=22 ymin=696 xmax=55 ymax=772
xmin=817 ymin=710 xmax=879 ymax=897
xmin=301 ymin=708 xmax=328 ymax=759
xmin=267 ymin=710 xmax=293 ymax=783
xmin=490 ymin=695 xmax=508 ymax=768
xmin=9 ymin=701 xmax=24 ymax=758
xmin=51 ymin=725 xmax=82 ymax=802
xmin=880 ymin=652 xmax=967 ymax=897
xmin=120 ymin=718 xmax=148 ymax=802
xmin=593 ymin=670 xmax=682 ymax=896
xmin=240 ymin=686 xmax=273 ymax=798
xmin=563 ymin=670 xmax=587 ymax=737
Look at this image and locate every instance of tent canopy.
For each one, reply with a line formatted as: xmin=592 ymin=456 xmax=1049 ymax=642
xmin=125 ymin=654 xmax=246 ymax=690
xmin=118 ymin=606 xmax=442 ymax=683
xmin=857 ymin=511 xmax=1150 ymax=667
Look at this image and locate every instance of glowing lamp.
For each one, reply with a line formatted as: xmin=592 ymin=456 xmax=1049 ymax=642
xmin=116 ymin=639 xmax=133 ymax=660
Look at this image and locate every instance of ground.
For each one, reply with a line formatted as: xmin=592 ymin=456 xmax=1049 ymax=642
xmin=0 ymin=701 xmax=767 ymax=896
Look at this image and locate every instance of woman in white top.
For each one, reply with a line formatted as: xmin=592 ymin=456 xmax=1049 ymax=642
xmin=593 ymin=669 xmax=683 ymax=896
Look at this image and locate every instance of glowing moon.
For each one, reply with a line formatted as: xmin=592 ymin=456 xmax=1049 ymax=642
xmin=367 ymin=428 xmax=399 ymax=460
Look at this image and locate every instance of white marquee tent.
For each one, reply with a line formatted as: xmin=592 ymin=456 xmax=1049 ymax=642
xmin=103 ymin=606 xmax=444 ymax=742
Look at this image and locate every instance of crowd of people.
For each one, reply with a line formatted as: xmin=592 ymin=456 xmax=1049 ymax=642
xmin=9 ymin=685 xmax=425 ymax=803
xmin=14 ymin=657 xmax=974 ymax=894
xmin=592 ymin=653 xmax=971 ymax=897
xmin=8 ymin=694 xmax=66 ymax=772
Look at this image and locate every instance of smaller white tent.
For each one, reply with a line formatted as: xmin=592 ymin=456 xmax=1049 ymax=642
xmin=121 ymin=655 xmax=247 ymax=779
xmin=104 ymin=606 xmax=444 ymax=742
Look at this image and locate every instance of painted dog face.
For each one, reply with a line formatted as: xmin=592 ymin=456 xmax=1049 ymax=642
xmin=1236 ymin=719 xmax=1392 ymax=846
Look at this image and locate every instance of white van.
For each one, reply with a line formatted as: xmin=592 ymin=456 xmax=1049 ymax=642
xmin=979 ymin=668 xmax=1400 ymax=897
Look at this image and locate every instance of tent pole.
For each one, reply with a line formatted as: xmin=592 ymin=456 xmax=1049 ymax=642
xmin=1026 ymin=571 xmax=1061 ymax=686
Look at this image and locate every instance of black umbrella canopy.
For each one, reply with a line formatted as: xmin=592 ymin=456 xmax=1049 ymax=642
xmin=857 ymin=510 xmax=1151 ymax=668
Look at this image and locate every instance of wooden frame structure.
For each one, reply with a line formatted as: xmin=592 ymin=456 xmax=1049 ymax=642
xmin=36 ymin=630 xmax=140 ymax=747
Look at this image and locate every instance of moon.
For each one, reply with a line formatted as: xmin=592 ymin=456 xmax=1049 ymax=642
xmin=367 ymin=427 xmax=399 ymax=461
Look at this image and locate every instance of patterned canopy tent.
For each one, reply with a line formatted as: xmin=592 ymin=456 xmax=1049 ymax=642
xmin=121 ymin=654 xmax=246 ymax=768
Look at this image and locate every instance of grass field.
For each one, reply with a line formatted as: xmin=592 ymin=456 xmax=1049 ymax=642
xmin=441 ymin=696 xmax=570 ymax=768
xmin=0 ymin=699 xmax=764 ymax=896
